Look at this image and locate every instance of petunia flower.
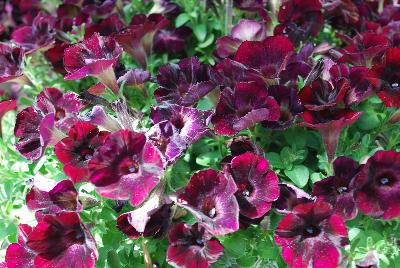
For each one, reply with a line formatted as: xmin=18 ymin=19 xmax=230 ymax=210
xmin=352 ymin=150 xmax=400 ymax=220
xmin=212 ymin=82 xmax=280 ymax=136
xmin=55 ymin=121 xmax=110 ymax=183
xmin=345 ymin=66 xmax=373 ymax=106
xmin=225 ymin=152 xmax=280 ymax=219
xmin=154 ymin=26 xmax=192 ymax=55
xmin=154 ymin=57 xmax=218 ymax=106
xmin=220 ymin=136 xmax=264 ymax=168
xmin=0 ymin=43 xmax=27 ymax=84
xmin=11 ymin=12 xmax=56 ymax=53
xmin=4 ymin=212 xmax=97 ymax=268
xmin=117 ymin=68 xmax=151 ymax=88
xmin=367 ymin=47 xmax=400 ymax=107
xmin=64 ymin=33 xmax=122 ymax=94
xmin=88 ymin=130 xmax=165 ymax=206
xmin=173 ymin=169 xmax=239 ymax=235
xmin=81 ymin=0 xmax=116 ymax=17
xmin=55 ymin=4 xmax=90 ymax=32
xmin=44 ymin=41 xmax=69 ymax=75
xmin=274 ymin=201 xmax=349 ymax=268
xmin=26 ymin=174 xmax=82 ymax=214
xmin=273 ymin=183 xmax=313 ymax=214
xmin=84 ymin=14 xmax=124 ymax=38
xmin=312 ymin=156 xmax=361 ymax=220
xmin=115 ymin=13 xmax=169 ymax=69
xmin=299 ymin=109 xmax=362 ymax=163
xmin=166 ymin=223 xmax=224 ymax=268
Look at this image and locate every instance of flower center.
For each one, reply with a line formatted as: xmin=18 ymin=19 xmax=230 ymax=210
xmin=79 ymin=148 xmax=94 ymax=161
xmin=55 ymin=108 xmax=66 ymax=121
xmin=379 ymin=177 xmax=391 ymax=186
xmin=208 ymin=208 xmax=216 ymax=218
xmin=337 ymin=186 xmax=348 ymax=194
xmin=118 ymin=157 xmax=140 ymax=175
xmin=302 ymin=225 xmax=321 ymax=238
xmin=242 ymin=189 xmax=250 ymax=197
xmin=195 ymin=239 xmax=205 ymax=246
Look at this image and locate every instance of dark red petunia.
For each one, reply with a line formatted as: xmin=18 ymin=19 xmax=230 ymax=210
xmin=44 ymin=42 xmax=69 ymax=75
xmin=225 ymin=152 xmax=279 ymax=219
xmin=84 ymin=14 xmax=124 ymax=38
xmin=11 ymin=12 xmax=56 ymax=53
xmin=166 ymin=223 xmax=224 ymax=268
xmin=64 ymin=33 xmax=122 ymax=94
xmin=312 ymin=156 xmax=361 ymax=220
xmin=173 ymin=169 xmax=239 ymax=235
xmin=220 ymin=136 xmax=264 ymax=168
xmin=352 ymin=150 xmax=400 ymax=220
xmin=4 ymin=212 xmax=97 ymax=268
xmin=273 ymin=183 xmax=313 ymax=214
xmin=81 ymin=0 xmax=116 ymax=16
xmin=55 ymin=121 xmax=110 ymax=183
xmin=274 ymin=201 xmax=349 ymax=268
xmin=88 ymin=130 xmax=165 ymax=206
xmin=345 ymin=66 xmax=373 ymax=106
xmin=212 ymin=82 xmax=280 ymax=136
xmin=154 ymin=26 xmax=192 ymax=55
xmin=0 ymin=43 xmax=26 ymax=84
xmin=55 ymin=4 xmax=90 ymax=32
xmin=299 ymin=109 xmax=362 ymax=162
xmin=115 ymin=13 xmax=169 ymax=69
xmin=368 ymin=47 xmax=400 ymax=107
xmin=154 ymin=57 xmax=217 ymax=106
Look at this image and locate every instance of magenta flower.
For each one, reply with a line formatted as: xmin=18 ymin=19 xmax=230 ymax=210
xmin=166 ymin=223 xmax=224 ymax=268
xmin=368 ymin=47 xmax=400 ymax=107
xmin=64 ymin=33 xmax=122 ymax=94
xmin=115 ymin=13 xmax=169 ymax=69
xmin=212 ymin=82 xmax=280 ymax=136
xmin=312 ymin=156 xmax=361 ymax=220
xmin=154 ymin=57 xmax=217 ymax=106
xmin=274 ymin=201 xmax=349 ymax=268
xmin=226 ymin=152 xmax=279 ymax=219
xmin=4 ymin=212 xmax=97 ymax=268
xmin=26 ymin=174 xmax=82 ymax=214
xmin=0 ymin=43 xmax=26 ymax=84
xmin=353 ymin=150 xmax=400 ymax=220
xmin=154 ymin=26 xmax=192 ymax=55
xmin=81 ymin=0 xmax=116 ymax=16
xmin=88 ymin=130 xmax=165 ymax=206
xmin=11 ymin=12 xmax=56 ymax=53
xmin=273 ymin=183 xmax=313 ymax=214
xmin=173 ymin=169 xmax=239 ymax=235
xmin=84 ymin=15 xmax=124 ymax=38
xmin=55 ymin=121 xmax=110 ymax=183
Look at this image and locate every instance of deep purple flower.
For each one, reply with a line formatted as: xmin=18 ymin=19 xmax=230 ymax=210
xmin=234 ymin=0 xmax=266 ymax=11
xmin=55 ymin=4 xmax=90 ymax=32
xmin=26 ymin=174 xmax=82 ymax=214
xmin=321 ymin=0 xmax=364 ymax=30
xmin=299 ymin=109 xmax=362 ymax=162
xmin=368 ymin=47 xmax=400 ymax=107
xmin=88 ymin=130 xmax=165 ymax=206
xmin=0 ymin=43 xmax=26 ymax=84
xmin=44 ymin=41 xmax=68 ymax=75
xmin=273 ymin=183 xmax=313 ymax=214
xmin=64 ymin=33 xmax=122 ymax=94
xmin=154 ymin=57 xmax=217 ymax=106
xmin=173 ymin=169 xmax=239 ymax=235
xmin=225 ymin=152 xmax=279 ymax=219
xmin=117 ymin=68 xmax=151 ymax=88
xmin=212 ymin=82 xmax=280 ymax=136
xmin=84 ymin=14 xmax=124 ymax=38
xmin=352 ymin=150 xmax=400 ymax=220
xmin=4 ymin=212 xmax=97 ymax=268
xmin=345 ymin=66 xmax=373 ymax=106
xmin=312 ymin=156 xmax=361 ymax=220
xmin=115 ymin=13 xmax=169 ymax=69
xmin=274 ymin=201 xmax=349 ymax=268
xmin=55 ymin=121 xmax=110 ymax=183
xmin=81 ymin=0 xmax=116 ymax=17
xmin=167 ymin=223 xmax=223 ymax=268
xmin=154 ymin=26 xmax=192 ymax=55
xmin=11 ymin=12 xmax=56 ymax=53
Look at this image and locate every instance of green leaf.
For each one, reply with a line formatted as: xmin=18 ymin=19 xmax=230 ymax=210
xmin=193 ymin=24 xmax=207 ymax=42
xmin=196 ymin=151 xmax=220 ymax=166
xmin=107 ymin=250 xmax=121 ymax=268
xmin=284 ymin=165 xmax=309 ymax=188
xmin=175 ymin=13 xmax=190 ymax=27
xmin=265 ymin=152 xmax=284 ymax=169
xmin=198 ymin=33 xmax=215 ymax=48
xmin=357 ymin=111 xmax=381 ymax=130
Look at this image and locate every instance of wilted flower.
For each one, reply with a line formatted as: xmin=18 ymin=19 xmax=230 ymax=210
xmin=273 ymin=183 xmax=313 ymax=214
xmin=274 ymin=201 xmax=349 ymax=268
xmin=312 ymin=156 xmax=361 ymax=220
xmin=64 ymin=33 xmax=122 ymax=94
xmin=88 ymin=130 xmax=165 ymax=206
xmin=166 ymin=223 xmax=224 ymax=268
xmin=353 ymin=150 xmax=400 ymax=220
xmin=173 ymin=169 xmax=239 ymax=235
xmin=55 ymin=121 xmax=110 ymax=183
xmin=212 ymin=82 xmax=280 ymax=136
xmin=226 ymin=152 xmax=279 ymax=219
xmin=154 ymin=57 xmax=217 ymax=106
xmin=154 ymin=26 xmax=192 ymax=55
xmin=0 ymin=43 xmax=26 ymax=84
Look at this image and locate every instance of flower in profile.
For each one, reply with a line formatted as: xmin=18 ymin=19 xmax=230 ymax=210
xmin=173 ymin=169 xmax=239 ymax=235
xmin=215 ymin=19 xmax=266 ymax=59
xmin=55 ymin=121 xmax=110 ymax=183
xmin=273 ymin=183 xmax=313 ymax=214
xmin=4 ymin=212 xmax=97 ymax=268
xmin=299 ymin=109 xmax=362 ymax=162
xmin=26 ymin=174 xmax=82 ymax=214
xmin=154 ymin=57 xmax=217 ymax=106
xmin=88 ymin=130 xmax=165 ymax=206
xmin=115 ymin=13 xmax=169 ymax=69
xmin=11 ymin=12 xmax=56 ymax=53
xmin=352 ymin=150 xmax=400 ymax=220
xmin=212 ymin=82 xmax=280 ymax=136
xmin=166 ymin=223 xmax=224 ymax=268
xmin=312 ymin=156 xmax=361 ymax=220
xmin=64 ymin=33 xmax=122 ymax=94
xmin=154 ymin=26 xmax=192 ymax=55
xmin=274 ymin=201 xmax=349 ymax=268
xmin=0 ymin=43 xmax=26 ymax=84
xmin=368 ymin=47 xmax=400 ymax=107
xmin=225 ymin=152 xmax=279 ymax=219
xmin=81 ymin=0 xmax=116 ymax=16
